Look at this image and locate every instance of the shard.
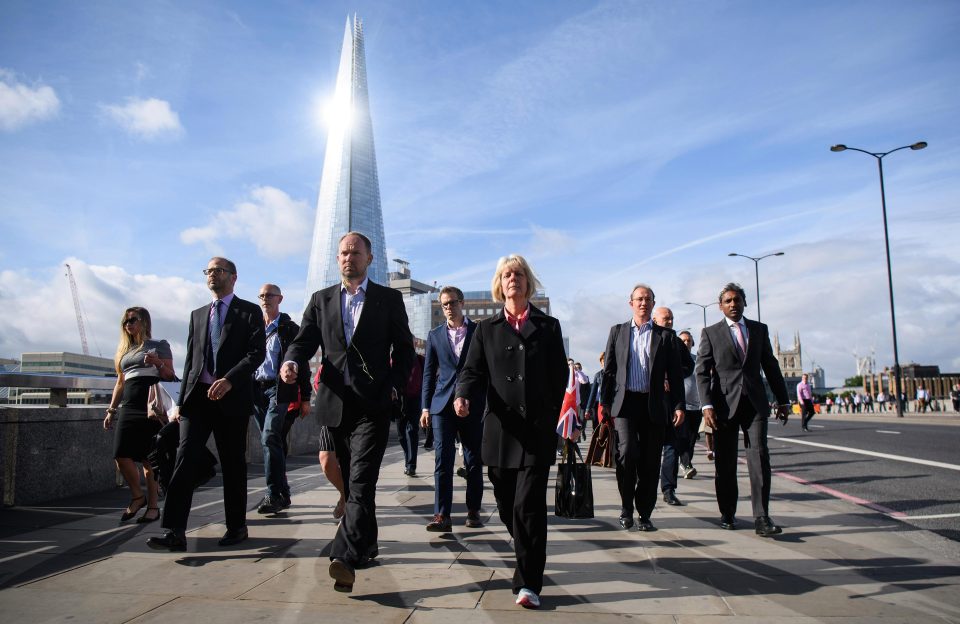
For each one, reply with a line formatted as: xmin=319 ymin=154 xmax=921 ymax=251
xmin=304 ymin=15 xmax=388 ymax=307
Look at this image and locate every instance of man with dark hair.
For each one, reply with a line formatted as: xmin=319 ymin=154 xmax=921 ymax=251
xmin=148 ymin=257 xmax=265 ymax=551
xmin=281 ymin=231 xmax=415 ymax=593
xmin=696 ymin=282 xmax=790 ymax=536
xmin=601 ymin=284 xmax=686 ymax=532
xmin=251 ymin=283 xmax=311 ymax=514
xmin=420 ymin=285 xmax=485 ymax=532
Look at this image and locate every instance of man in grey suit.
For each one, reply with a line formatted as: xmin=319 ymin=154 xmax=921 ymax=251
xmin=696 ymin=282 xmax=790 ymax=536
xmin=280 ymin=231 xmax=415 ymax=592
xmin=600 ymin=284 xmax=686 ymax=532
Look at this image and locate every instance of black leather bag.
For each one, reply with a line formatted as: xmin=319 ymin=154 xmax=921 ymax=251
xmin=148 ymin=421 xmax=218 ymax=496
xmin=554 ymin=440 xmax=594 ymax=519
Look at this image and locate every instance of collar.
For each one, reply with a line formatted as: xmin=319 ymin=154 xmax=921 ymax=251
xmin=341 ymin=276 xmax=369 ymax=296
xmin=724 ymin=316 xmax=744 ymax=329
xmin=447 ymin=316 xmax=469 ymax=330
xmin=630 ymin=318 xmax=653 ymax=331
xmin=504 ymin=304 xmax=530 ymax=326
xmin=213 ymin=293 xmax=235 ymax=308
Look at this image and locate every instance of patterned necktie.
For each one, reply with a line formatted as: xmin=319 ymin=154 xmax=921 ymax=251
xmin=208 ymin=300 xmax=222 ymax=374
xmin=733 ymin=321 xmax=747 ymax=363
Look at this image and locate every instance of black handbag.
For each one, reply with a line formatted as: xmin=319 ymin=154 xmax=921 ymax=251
xmin=554 ymin=440 xmax=594 ymax=519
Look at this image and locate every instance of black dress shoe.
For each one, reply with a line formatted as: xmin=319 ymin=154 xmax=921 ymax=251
xmin=147 ymin=529 xmax=186 ymax=552
xmin=662 ymin=490 xmax=683 ymax=506
xmin=637 ymin=517 xmax=656 ymax=532
xmin=218 ymin=526 xmax=248 ymax=546
xmin=465 ymin=509 xmax=484 ymax=528
xmin=280 ymin=493 xmax=292 ymax=509
xmin=403 ymin=467 xmax=416 ymax=477
xmin=755 ymin=516 xmax=783 ymax=537
xmin=719 ymin=515 xmax=737 ymax=530
xmin=329 ymin=558 xmax=355 ymax=592
xmin=618 ymin=514 xmax=634 ymax=530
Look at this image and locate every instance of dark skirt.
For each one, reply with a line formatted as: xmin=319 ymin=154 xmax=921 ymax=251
xmin=113 ymin=375 xmax=162 ymax=461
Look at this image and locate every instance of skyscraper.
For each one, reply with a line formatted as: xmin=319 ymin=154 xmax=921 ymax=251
xmin=304 ymin=15 xmax=388 ymax=307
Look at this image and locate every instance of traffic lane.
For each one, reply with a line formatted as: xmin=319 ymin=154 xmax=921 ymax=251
xmin=768 ymin=435 xmax=960 ymax=542
xmin=773 ymin=417 xmax=960 ymax=467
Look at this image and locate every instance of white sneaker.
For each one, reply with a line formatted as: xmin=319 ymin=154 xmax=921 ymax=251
xmin=516 ymin=587 xmax=541 ymax=609
xmin=682 ymin=465 xmax=697 ymax=479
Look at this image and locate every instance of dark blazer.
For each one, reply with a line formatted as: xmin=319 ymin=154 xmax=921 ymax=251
xmin=274 ymin=312 xmax=311 ymax=404
xmin=179 ymin=296 xmax=265 ymax=415
xmin=695 ymin=318 xmax=789 ymax=422
xmin=599 ymin=320 xmax=685 ymax=421
xmin=456 ymin=305 xmax=568 ymax=468
xmin=284 ymin=280 xmax=415 ymax=426
xmin=421 ymin=318 xmax=483 ymax=417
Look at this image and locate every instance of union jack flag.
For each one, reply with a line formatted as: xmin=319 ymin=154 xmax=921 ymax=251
xmin=556 ymin=366 xmax=581 ymax=440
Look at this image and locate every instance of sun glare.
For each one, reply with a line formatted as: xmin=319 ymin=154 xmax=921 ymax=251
xmin=322 ymin=97 xmax=353 ymax=130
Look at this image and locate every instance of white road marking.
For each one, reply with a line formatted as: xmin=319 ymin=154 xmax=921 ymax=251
xmin=902 ymin=512 xmax=960 ymax=520
xmin=770 ymin=436 xmax=960 ymax=471
xmin=876 ymin=430 xmax=901 ymax=434
xmin=0 ymin=546 xmax=55 ymax=563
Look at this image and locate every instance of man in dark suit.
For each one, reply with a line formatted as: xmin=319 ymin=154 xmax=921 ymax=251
xmin=280 ymin=231 xmax=414 ymax=593
xmin=148 ymin=257 xmax=266 ymax=551
xmin=419 ymin=286 xmax=485 ymax=532
xmin=696 ymin=282 xmax=790 ymax=536
xmin=600 ymin=284 xmax=685 ymax=532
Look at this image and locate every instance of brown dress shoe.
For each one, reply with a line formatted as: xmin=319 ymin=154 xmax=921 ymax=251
xmin=426 ymin=514 xmax=452 ymax=532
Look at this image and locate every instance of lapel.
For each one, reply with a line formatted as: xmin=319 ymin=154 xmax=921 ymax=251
xmin=519 ymin=305 xmax=543 ymax=341
xmin=197 ymin=304 xmax=210 ymax=359
xmin=218 ymin=297 xmax=238 ymax=349
xmin=743 ymin=319 xmax=758 ymax=363
xmin=719 ymin=319 xmax=745 ymax=367
xmin=617 ymin=322 xmax=631 ymax=374
xmin=649 ymin=323 xmax=662 ymax=366
xmin=351 ymin=281 xmax=378 ymax=340
xmin=323 ymin=286 xmax=347 ymax=349
xmin=458 ymin=318 xmax=476 ymax=368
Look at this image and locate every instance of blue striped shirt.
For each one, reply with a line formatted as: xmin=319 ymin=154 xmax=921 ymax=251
xmin=626 ymin=319 xmax=653 ymax=392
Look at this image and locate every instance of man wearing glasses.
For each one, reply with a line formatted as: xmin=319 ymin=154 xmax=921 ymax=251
xmin=148 ymin=257 xmax=265 ymax=551
xmin=252 ymin=284 xmax=312 ymax=515
xmin=419 ymin=286 xmax=485 ymax=532
xmin=280 ymin=231 xmax=415 ymax=593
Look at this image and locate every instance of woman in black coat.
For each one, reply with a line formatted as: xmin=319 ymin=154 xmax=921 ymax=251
xmin=455 ymin=254 xmax=567 ymax=609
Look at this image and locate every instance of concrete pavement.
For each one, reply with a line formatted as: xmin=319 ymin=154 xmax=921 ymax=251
xmin=1 ymin=435 xmax=959 ymax=623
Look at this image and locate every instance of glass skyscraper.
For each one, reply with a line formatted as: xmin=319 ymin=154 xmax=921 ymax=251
xmin=304 ymin=15 xmax=388 ymax=308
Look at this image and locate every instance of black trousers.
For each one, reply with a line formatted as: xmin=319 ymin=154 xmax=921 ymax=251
xmin=800 ymin=399 xmax=815 ymax=428
xmin=488 ymin=464 xmax=550 ymax=595
xmin=161 ymin=386 xmax=249 ymax=531
xmin=613 ymin=391 xmax=665 ymax=520
xmin=329 ymin=398 xmax=390 ymax=566
xmin=714 ymin=400 xmax=771 ymax=519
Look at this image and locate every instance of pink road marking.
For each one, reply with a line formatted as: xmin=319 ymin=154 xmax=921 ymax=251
xmin=774 ymin=471 xmax=906 ymax=517
xmin=695 ymin=443 xmax=907 ymax=518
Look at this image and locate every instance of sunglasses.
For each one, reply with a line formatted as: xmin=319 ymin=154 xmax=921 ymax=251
xmin=123 ymin=318 xmax=140 ymax=326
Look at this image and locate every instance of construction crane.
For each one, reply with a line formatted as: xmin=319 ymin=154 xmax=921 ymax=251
xmin=65 ymin=263 xmax=90 ymax=356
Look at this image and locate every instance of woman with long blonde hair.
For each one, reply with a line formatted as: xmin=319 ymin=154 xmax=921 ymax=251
xmin=103 ymin=307 xmax=174 ymax=522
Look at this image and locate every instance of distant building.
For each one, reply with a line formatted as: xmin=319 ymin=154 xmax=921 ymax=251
xmin=9 ymin=352 xmax=115 ymax=405
xmin=773 ymin=332 xmax=826 ymax=398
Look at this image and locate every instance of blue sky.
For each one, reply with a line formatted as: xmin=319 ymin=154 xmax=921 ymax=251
xmin=1 ymin=0 xmax=958 ymax=386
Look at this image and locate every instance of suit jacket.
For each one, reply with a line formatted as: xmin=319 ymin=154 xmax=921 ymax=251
xmin=283 ymin=280 xmax=415 ymax=427
xmin=599 ymin=320 xmax=685 ymax=421
xmin=456 ymin=305 xmax=568 ymax=468
xmin=179 ymin=296 xmax=265 ymax=415
xmin=421 ymin=318 xmax=484 ymax=417
xmin=695 ymin=317 xmax=789 ymax=422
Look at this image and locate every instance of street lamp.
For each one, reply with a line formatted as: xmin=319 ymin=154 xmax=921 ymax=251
xmin=727 ymin=251 xmax=785 ymax=323
xmin=684 ymin=301 xmax=715 ymax=328
xmin=830 ymin=140 xmax=927 ymax=418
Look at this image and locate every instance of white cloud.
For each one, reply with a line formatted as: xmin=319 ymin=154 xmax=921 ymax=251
xmin=0 ymin=260 xmax=206 ymax=367
xmin=0 ymin=68 xmax=60 ymax=131
xmin=180 ymin=186 xmax=312 ymax=259
xmin=101 ymin=97 xmax=183 ymax=140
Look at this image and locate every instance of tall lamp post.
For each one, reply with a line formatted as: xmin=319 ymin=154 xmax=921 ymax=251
xmin=684 ymin=301 xmax=715 ymax=329
xmin=727 ymin=251 xmax=785 ymax=323
xmin=830 ymin=140 xmax=927 ymax=418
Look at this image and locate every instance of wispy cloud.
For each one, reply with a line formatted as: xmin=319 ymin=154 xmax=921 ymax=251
xmin=180 ymin=185 xmax=312 ymax=259
xmin=101 ymin=97 xmax=183 ymax=140
xmin=0 ymin=68 xmax=60 ymax=131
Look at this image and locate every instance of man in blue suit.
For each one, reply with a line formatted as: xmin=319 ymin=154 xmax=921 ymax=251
xmin=420 ymin=286 xmax=485 ymax=531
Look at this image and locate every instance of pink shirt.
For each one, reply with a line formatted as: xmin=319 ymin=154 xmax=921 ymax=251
xmin=504 ymin=305 xmax=530 ymax=333
xmin=447 ymin=319 xmax=468 ymax=358
xmin=797 ymin=380 xmax=813 ymax=402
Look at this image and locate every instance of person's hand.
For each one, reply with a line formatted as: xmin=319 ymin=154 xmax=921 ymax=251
xmin=391 ymin=387 xmax=399 ymax=402
xmin=571 ymin=428 xmax=581 ymax=442
xmin=103 ymin=412 xmax=114 ymax=430
xmin=279 ymin=362 xmax=298 ymax=384
xmin=420 ymin=409 xmax=430 ymax=428
xmin=776 ymin=404 xmax=790 ymax=425
xmin=299 ymin=401 xmax=310 ymax=419
xmin=703 ymin=407 xmax=716 ymax=429
xmin=454 ymin=397 xmax=470 ymax=417
xmin=673 ymin=409 xmax=685 ymax=427
xmin=208 ymin=378 xmax=233 ymax=401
